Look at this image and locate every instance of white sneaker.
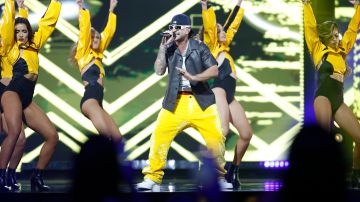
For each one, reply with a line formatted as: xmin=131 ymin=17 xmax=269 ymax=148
xmin=136 ymin=179 xmax=161 ymax=191
xmin=218 ymin=178 xmax=233 ymax=191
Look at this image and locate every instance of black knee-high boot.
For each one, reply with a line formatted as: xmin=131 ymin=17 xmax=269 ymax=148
xmin=225 ymin=164 xmax=240 ymax=189
xmin=0 ymin=169 xmax=10 ymax=192
xmin=30 ymin=169 xmax=50 ymax=192
xmin=6 ymin=168 xmax=20 ymax=192
xmin=352 ymin=169 xmax=360 ymax=188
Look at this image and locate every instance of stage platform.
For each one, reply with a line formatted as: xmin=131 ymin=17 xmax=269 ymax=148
xmin=0 ymin=170 xmax=359 ymax=202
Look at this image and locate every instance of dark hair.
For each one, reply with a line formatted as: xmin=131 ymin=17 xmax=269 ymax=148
xmin=15 ymin=17 xmax=34 ymax=44
xmin=72 ymin=135 xmax=120 ymax=201
xmin=317 ymin=21 xmax=339 ymax=46
xmin=188 ymin=28 xmax=195 ymax=39
xmin=197 ymin=26 xmax=205 ymax=41
xmin=280 ymin=125 xmax=347 ymax=202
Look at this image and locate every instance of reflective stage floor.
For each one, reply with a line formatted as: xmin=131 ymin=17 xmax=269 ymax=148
xmin=0 ymin=177 xmax=359 ymax=202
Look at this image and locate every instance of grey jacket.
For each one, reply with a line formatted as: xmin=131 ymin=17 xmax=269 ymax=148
xmin=162 ymin=38 xmax=217 ymax=112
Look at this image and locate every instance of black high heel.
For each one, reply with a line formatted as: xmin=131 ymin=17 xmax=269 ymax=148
xmin=6 ymin=168 xmax=20 ymax=192
xmin=225 ymin=164 xmax=241 ymax=189
xmin=0 ymin=169 xmax=10 ymax=193
xmin=30 ymin=169 xmax=50 ymax=192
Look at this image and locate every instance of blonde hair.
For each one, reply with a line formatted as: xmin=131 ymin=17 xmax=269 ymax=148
xmin=317 ymin=21 xmax=339 ymax=46
xmin=196 ymin=23 xmax=222 ymax=42
xmin=68 ymin=42 xmax=78 ymax=68
xmin=68 ymin=27 xmax=100 ymax=68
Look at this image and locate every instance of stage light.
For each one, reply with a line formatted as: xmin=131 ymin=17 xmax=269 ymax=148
xmin=335 ymin=134 xmax=343 ymax=143
xmin=168 ymin=160 xmax=176 ymax=170
xmin=262 ymin=161 xmax=290 ymax=169
xmin=264 ymin=180 xmax=283 ymax=191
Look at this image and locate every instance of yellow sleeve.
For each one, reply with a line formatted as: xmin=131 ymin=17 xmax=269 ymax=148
xmin=75 ymin=9 xmax=91 ymax=61
xmin=341 ymin=5 xmax=360 ymax=54
xmin=224 ymin=7 xmax=244 ymax=47
xmin=0 ymin=0 xmax=15 ymax=56
xmin=18 ymin=8 xmax=28 ymax=18
xmin=202 ymin=7 xmax=217 ymax=50
xmin=1 ymin=56 xmax=13 ymax=78
xmin=98 ymin=12 xmax=116 ymax=53
xmin=303 ymin=3 xmax=325 ymax=66
xmin=33 ymin=0 xmax=61 ymax=49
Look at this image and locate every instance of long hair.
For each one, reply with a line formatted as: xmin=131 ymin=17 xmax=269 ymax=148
xmin=91 ymin=27 xmax=99 ymax=39
xmin=15 ymin=17 xmax=34 ymax=44
xmin=317 ymin=21 xmax=339 ymax=46
xmin=68 ymin=27 xmax=100 ymax=68
xmin=196 ymin=23 xmax=221 ymax=42
xmin=68 ymin=42 xmax=78 ymax=68
xmin=196 ymin=26 xmax=205 ymax=41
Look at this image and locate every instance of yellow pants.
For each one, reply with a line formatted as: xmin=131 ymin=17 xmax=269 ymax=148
xmin=142 ymin=94 xmax=226 ymax=184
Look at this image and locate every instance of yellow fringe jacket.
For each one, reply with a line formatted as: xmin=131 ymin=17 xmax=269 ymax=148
xmin=202 ymin=6 xmax=244 ymax=74
xmin=75 ymin=9 xmax=117 ymax=78
xmin=1 ymin=0 xmax=61 ymax=77
xmin=304 ymin=3 xmax=360 ymax=75
xmin=1 ymin=0 xmax=29 ymax=79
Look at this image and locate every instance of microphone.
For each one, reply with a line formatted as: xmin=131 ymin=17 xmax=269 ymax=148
xmin=160 ymin=31 xmax=172 ymax=37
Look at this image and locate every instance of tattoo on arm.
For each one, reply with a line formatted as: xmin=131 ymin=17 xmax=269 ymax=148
xmin=154 ymin=46 xmax=167 ymax=75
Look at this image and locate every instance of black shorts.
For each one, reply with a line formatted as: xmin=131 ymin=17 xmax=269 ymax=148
xmin=211 ymin=75 xmax=236 ymax=104
xmin=80 ymin=82 xmax=104 ymax=110
xmin=315 ymin=77 xmax=343 ymax=115
xmin=5 ymin=77 xmax=36 ymax=110
xmin=0 ymin=82 xmax=6 ymax=113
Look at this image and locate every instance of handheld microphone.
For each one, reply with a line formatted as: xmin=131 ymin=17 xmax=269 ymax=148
xmin=160 ymin=31 xmax=172 ymax=37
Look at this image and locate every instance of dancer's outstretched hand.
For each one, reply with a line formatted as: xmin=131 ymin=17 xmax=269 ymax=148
xmin=110 ymin=0 xmax=118 ymax=12
xmin=16 ymin=0 xmax=25 ymax=9
xmin=200 ymin=0 xmax=208 ymax=10
xmin=76 ymin=0 xmax=83 ymax=9
xmin=349 ymin=0 xmax=360 ymax=5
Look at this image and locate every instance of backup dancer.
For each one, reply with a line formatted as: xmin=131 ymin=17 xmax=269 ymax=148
xmin=200 ymin=0 xmax=252 ymax=188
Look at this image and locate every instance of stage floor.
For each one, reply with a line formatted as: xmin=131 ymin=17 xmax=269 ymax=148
xmin=1 ymin=177 xmax=360 ymax=202
xmin=14 ymin=178 xmax=283 ymax=193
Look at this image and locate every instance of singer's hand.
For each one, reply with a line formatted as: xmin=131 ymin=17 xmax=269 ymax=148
xmin=176 ymin=67 xmax=194 ymax=81
xmin=160 ymin=31 xmax=174 ymax=48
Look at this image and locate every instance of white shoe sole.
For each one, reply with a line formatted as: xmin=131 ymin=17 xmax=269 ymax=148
xmin=136 ymin=183 xmax=161 ymax=192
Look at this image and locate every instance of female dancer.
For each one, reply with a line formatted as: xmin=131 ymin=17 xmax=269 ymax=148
xmin=303 ymin=0 xmax=360 ymax=187
xmin=70 ymin=0 xmax=122 ymax=143
xmin=0 ymin=0 xmax=28 ymax=192
xmin=200 ymin=0 xmax=252 ymax=189
xmin=0 ymin=0 xmax=61 ymax=192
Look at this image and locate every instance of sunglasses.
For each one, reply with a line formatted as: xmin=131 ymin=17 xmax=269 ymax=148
xmin=168 ymin=25 xmax=190 ymax=30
